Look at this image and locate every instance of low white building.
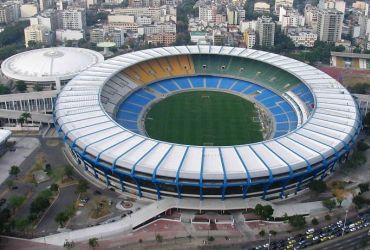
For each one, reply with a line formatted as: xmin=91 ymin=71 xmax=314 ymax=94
xmin=56 ymin=29 xmax=84 ymax=42
xmin=288 ymin=31 xmax=317 ymax=47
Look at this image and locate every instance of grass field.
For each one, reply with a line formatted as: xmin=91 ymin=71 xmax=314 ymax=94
xmin=144 ymin=91 xmax=263 ymax=146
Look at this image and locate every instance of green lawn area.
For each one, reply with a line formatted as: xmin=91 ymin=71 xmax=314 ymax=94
xmin=144 ymin=91 xmax=263 ymax=146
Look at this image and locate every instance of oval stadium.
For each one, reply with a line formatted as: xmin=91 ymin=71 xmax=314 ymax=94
xmin=54 ymin=46 xmax=362 ymax=201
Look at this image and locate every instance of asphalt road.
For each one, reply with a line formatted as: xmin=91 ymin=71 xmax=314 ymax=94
xmin=307 ymin=228 xmax=370 ymax=250
xmin=35 ymin=184 xmax=78 ymax=237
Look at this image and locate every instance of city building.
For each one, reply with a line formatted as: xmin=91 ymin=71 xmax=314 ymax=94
xmin=304 ymin=4 xmax=318 ymax=29
xmin=56 ymin=29 xmax=85 ymax=42
xmin=243 ymin=30 xmax=256 ymax=48
xmin=20 ymin=3 xmax=37 ymax=18
xmin=39 ymin=0 xmax=54 ymax=12
xmin=331 ymin=51 xmax=370 ymax=69
xmin=275 ymin=0 xmax=293 ymax=14
xmin=199 ymin=4 xmax=216 ymax=23
xmin=61 ymin=8 xmax=87 ymax=31
xmin=0 ymin=2 xmax=19 ymax=24
xmin=212 ymin=30 xmax=224 ymax=45
xmin=254 ymin=2 xmax=270 ymax=13
xmin=288 ymin=31 xmax=317 ymax=47
xmin=111 ymin=28 xmax=125 ymax=47
xmin=24 ymin=24 xmax=52 ymax=47
xmin=90 ymin=28 xmax=105 ymax=44
xmin=146 ymin=32 xmax=175 ymax=46
xmin=30 ymin=10 xmax=59 ymax=31
xmin=256 ymin=16 xmax=275 ymax=47
xmin=317 ymin=8 xmax=344 ymax=42
xmin=318 ymin=0 xmax=345 ymax=13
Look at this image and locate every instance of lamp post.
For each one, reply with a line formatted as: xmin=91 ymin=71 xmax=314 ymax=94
xmin=268 ymin=233 xmax=272 ymax=250
xmin=342 ymin=209 xmax=349 ymax=237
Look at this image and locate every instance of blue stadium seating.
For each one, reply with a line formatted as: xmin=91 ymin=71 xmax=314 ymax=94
xmin=135 ymin=89 xmax=155 ymax=100
xmin=191 ymin=76 xmax=205 ymax=88
xmin=218 ymin=78 xmax=235 ymax=89
xmin=174 ymin=78 xmax=191 ymax=89
xmin=231 ymin=81 xmax=250 ymax=92
xmin=149 ymin=83 xmax=168 ymax=93
xmin=205 ymin=77 xmax=219 ymax=88
xmin=158 ymin=80 xmax=179 ymax=91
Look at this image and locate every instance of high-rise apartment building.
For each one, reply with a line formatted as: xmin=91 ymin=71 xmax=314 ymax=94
xmin=199 ymin=5 xmax=217 ymax=23
xmin=0 ymin=2 xmax=19 ymax=24
xmin=256 ymin=16 xmax=275 ymax=47
xmin=61 ymin=8 xmax=86 ymax=30
xmin=317 ymin=8 xmax=343 ymax=42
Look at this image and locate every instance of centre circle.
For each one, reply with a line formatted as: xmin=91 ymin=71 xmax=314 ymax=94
xmin=144 ymin=91 xmax=263 ymax=146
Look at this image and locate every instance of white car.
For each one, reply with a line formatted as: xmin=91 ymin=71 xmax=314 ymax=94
xmin=306 ymin=228 xmax=315 ymax=234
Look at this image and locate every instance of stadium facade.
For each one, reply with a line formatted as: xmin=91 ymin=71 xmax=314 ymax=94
xmin=54 ymin=46 xmax=361 ymax=201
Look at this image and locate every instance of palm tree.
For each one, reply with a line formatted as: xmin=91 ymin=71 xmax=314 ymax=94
xmin=20 ymin=112 xmax=31 ymax=123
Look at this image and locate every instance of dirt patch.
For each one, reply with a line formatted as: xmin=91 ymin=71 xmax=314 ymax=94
xmin=45 ymin=139 xmax=60 ymax=147
xmin=22 ymin=153 xmax=46 ymax=184
xmin=89 ymin=197 xmax=113 ymax=219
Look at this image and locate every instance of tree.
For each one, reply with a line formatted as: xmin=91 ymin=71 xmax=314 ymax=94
xmin=322 ymin=199 xmax=336 ymax=212
xmin=50 ymin=183 xmax=59 ymax=192
xmin=352 ymin=195 xmax=369 ymax=209
xmin=288 ymin=215 xmax=306 ymax=229
xmin=325 ymin=214 xmax=331 ymax=221
xmin=336 ymin=197 xmax=344 ymax=208
xmin=30 ymin=195 xmax=50 ymax=215
xmin=333 ymin=45 xmax=346 ymax=52
xmin=269 ymin=230 xmax=277 ymax=236
xmin=55 ymin=212 xmax=69 ymax=228
xmin=88 ymin=237 xmax=99 ymax=248
xmin=155 ymin=234 xmax=163 ymax=243
xmin=33 ymin=84 xmax=43 ymax=92
xmin=14 ymin=217 xmax=31 ymax=235
xmin=5 ymin=179 xmax=13 ymax=189
xmin=308 ymin=180 xmax=327 ymax=193
xmin=357 ymin=141 xmax=369 ymax=152
xmin=359 ymin=183 xmax=369 ymax=194
xmin=311 ymin=217 xmax=319 ymax=225
xmin=64 ymin=165 xmax=73 ymax=179
xmin=8 ymin=195 xmax=25 ymax=214
xmin=15 ymin=80 xmax=27 ymax=92
xmin=0 ymin=85 xmax=10 ymax=95
xmin=75 ymin=179 xmax=89 ymax=194
xmin=19 ymin=112 xmax=31 ymax=126
xmin=254 ymin=204 xmax=274 ymax=219
xmin=259 ymin=229 xmax=266 ymax=237
xmin=9 ymin=165 xmax=20 ymax=178
xmin=208 ymin=236 xmax=215 ymax=242
xmin=63 ymin=240 xmax=75 ymax=249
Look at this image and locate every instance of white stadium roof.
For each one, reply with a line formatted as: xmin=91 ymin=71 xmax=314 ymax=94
xmin=55 ymin=46 xmax=360 ymax=181
xmin=1 ymin=47 xmax=104 ymax=82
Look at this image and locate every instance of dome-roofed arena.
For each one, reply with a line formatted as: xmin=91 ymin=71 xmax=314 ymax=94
xmin=54 ymin=46 xmax=361 ymax=201
xmin=1 ymin=47 xmax=104 ymax=91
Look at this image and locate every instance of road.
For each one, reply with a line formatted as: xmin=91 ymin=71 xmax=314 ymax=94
xmin=307 ymin=228 xmax=370 ymax=250
xmin=35 ymin=184 xmax=78 ymax=237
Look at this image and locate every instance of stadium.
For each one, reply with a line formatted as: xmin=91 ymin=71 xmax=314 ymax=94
xmin=54 ymin=46 xmax=361 ymax=201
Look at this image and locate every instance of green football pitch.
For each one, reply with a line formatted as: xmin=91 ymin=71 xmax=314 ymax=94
xmin=144 ymin=91 xmax=263 ymax=146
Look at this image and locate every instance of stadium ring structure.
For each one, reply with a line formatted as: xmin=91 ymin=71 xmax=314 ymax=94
xmin=54 ymin=46 xmax=362 ymax=201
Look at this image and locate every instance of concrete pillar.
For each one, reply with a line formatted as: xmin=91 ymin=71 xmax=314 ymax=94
xmin=43 ymin=98 xmax=46 ymax=113
xmin=55 ymin=78 xmax=61 ymax=92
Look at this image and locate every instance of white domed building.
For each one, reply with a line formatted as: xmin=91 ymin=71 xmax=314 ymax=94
xmin=1 ymin=47 xmax=104 ymax=91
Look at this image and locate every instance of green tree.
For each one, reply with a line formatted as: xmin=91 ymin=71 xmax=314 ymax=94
xmin=254 ymin=204 xmax=274 ymax=219
xmin=50 ymin=183 xmax=59 ymax=192
xmin=8 ymin=195 xmax=26 ymax=214
xmin=14 ymin=217 xmax=31 ymax=235
xmin=325 ymin=214 xmax=331 ymax=221
xmin=259 ymin=229 xmax=266 ymax=237
xmin=0 ymin=85 xmax=10 ymax=95
xmin=288 ymin=215 xmax=306 ymax=229
xmin=269 ymin=230 xmax=277 ymax=236
xmin=333 ymin=45 xmax=346 ymax=52
xmin=311 ymin=217 xmax=319 ymax=225
xmin=55 ymin=212 xmax=69 ymax=228
xmin=352 ymin=195 xmax=369 ymax=209
xmin=357 ymin=141 xmax=369 ymax=151
xmin=322 ymin=199 xmax=336 ymax=212
xmin=359 ymin=183 xmax=369 ymax=194
xmin=5 ymin=179 xmax=13 ymax=189
xmin=30 ymin=195 xmax=50 ymax=215
xmin=64 ymin=165 xmax=74 ymax=179
xmin=88 ymin=237 xmax=99 ymax=248
xmin=15 ymin=80 xmax=27 ymax=92
xmin=9 ymin=165 xmax=20 ymax=178
xmin=75 ymin=179 xmax=89 ymax=194
xmin=19 ymin=112 xmax=31 ymax=124
xmin=33 ymin=84 xmax=43 ymax=92
xmin=308 ymin=179 xmax=327 ymax=193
